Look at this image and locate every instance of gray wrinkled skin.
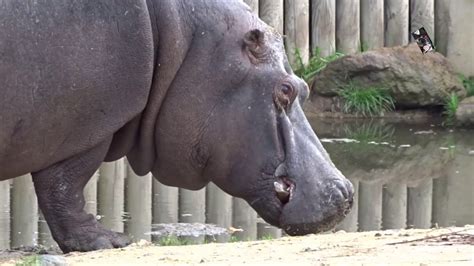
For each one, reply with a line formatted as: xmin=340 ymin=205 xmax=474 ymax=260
xmin=0 ymin=0 xmax=353 ymax=252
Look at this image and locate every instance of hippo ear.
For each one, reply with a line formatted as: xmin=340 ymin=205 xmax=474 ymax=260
xmin=243 ymin=29 xmax=268 ymax=62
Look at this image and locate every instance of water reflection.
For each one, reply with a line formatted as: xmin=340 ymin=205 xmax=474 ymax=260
xmin=312 ymin=118 xmax=474 ymax=231
xmin=1 ymin=118 xmax=473 ymax=249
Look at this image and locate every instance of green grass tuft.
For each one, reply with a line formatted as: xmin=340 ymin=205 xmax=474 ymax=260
xmin=294 ymin=48 xmax=344 ymax=82
xmin=338 ymin=83 xmax=395 ymax=116
xmin=259 ymin=234 xmax=274 ymax=240
xmin=459 ymin=74 xmax=474 ymax=97
xmin=443 ymin=93 xmax=459 ymax=126
xmin=15 ymin=256 xmax=40 ymax=266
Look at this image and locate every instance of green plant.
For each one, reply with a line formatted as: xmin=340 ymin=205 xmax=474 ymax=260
xmin=443 ymin=93 xmax=459 ymax=126
xmin=156 ymin=235 xmax=190 ymax=246
xmin=343 ymin=121 xmax=395 ymax=142
xmin=459 ymin=74 xmax=474 ymax=97
xmin=16 ymin=256 xmax=40 ymax=266
xmin=260 ymin=234 xmax=274 ymax=240
xmin=294 ymin=48 xmax=344 ymax=82
xmin=339 ymin=83 xmax=395 ymax=116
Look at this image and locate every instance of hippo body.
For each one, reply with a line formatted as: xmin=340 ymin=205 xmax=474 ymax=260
xmin=0 ymin=0 xmax=353 ymax=253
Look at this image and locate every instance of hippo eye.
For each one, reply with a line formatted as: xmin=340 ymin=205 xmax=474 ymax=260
xmin=281 ymin=84 xmax=293 ymax=95
xmin=274 ymin=83 xmax=296 ymax=111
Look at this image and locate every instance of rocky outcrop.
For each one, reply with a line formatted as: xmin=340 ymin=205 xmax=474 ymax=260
xmin=310 ymin=43 xmax=466 ymax=108
xmin=456 ymin=96 xmax=474 ymax=126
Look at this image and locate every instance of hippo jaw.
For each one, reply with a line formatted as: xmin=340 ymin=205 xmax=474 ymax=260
xmin=246 ymin=99 xmax=354 ymax=236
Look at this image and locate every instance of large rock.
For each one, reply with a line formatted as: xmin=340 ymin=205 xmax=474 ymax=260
xmin=310 ymin=43 xmax=466 ymax=108
xmin=456 ymin=96 xmax=474 ymax=126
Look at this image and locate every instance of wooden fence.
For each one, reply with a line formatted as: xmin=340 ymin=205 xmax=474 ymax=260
xmin=1 ymin=0 xmax=472 ymax=250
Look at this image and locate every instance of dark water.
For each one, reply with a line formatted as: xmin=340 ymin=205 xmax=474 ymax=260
xmin=1 ymin=118 xmax=473 ymax=249
xmin=311 ymin=117 xmax=474 ymax=231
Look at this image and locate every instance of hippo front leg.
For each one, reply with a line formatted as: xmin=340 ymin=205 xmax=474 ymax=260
xmin=32 ymin=139 xmax=130 ymax=253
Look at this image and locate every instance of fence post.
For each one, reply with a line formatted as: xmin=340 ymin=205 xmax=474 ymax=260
xmin=0 ymin=180 xmax=10 ymax=250
xmin=11 ymin=174 xmax=38 ymax=248
xmin=385 ymin=0 xmax=409 ymax=46
xmin=243 ymin=0 xmax=259 ymax=14
xmin=382 ymin=182 xmax=407 ymax=229
xmin=432 ymin=175 xmax=450 ymax=227
xmin=285 ymin=0 xmax=310 ymax=66
xmin=434 ymin=0 xmax=449 ymax=55
xmin=407 ymin=179 xmax=433 ymax=229
xmin=232 ymin=198 xmax=257 ymax=240
xmin=179 ymin=188 xmax=206 ymax=243
xmin=205 ymin=183 xmax=232 ymax=242
xmin=360 ymin=0 xmax=384 ymax=50
xmin=125 ymin=161 xmax=152 ymax=242
xmin=259 ymin=0 xmax=284 ymax=34
xmin=358 ymin=181 xmax=383 ymax=231
xmin=83 ymin=171 xmax=98 ymax=216
xmin=410 ymin=0 xmax=435 ymax=42
xmin=152 ymin=181 xmax=178 ymax=224
xmin=257 ymin=220 xmax=282 ymax=239
xmin=38 ymin=211 xmax=56 ymax=249
xmin=98 ymin=159 xmax=125 ymax=232
xmin=335 ymin=0 xmax=360 ymax=54
xmin=311 ymin=0 xmax=336 ymax=57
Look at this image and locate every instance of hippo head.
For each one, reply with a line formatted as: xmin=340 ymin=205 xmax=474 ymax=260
xmin=146 ymin=24 xmax=353 ymax=235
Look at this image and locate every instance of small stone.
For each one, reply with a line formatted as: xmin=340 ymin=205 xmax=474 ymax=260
xmin=39 ymin=255 xmax=68 ymax=266
xmin=374 ymin=232 xmax=382 ymax=237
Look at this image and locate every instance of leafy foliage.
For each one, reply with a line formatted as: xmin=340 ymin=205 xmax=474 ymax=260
xmin=459 ymin=74 xmax=474 ymax=97
xmin=443 ymin=93 xmax=459 ymax=126
xmin=293 ymin=48 xmax=344 ymax=82
xmin=339 ymin=83 xmax=395 ymax=116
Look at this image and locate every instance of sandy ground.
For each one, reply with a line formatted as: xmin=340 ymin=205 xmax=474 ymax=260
xmin=2 ymin=226 xmax=473 ymax=265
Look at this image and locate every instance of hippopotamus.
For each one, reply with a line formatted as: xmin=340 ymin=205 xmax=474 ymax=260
xmin=0 ymin=0 xmax=353 ymax=252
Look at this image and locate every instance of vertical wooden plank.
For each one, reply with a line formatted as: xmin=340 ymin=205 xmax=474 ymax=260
xmin=205 ymin=183 xmax=232 ymax=242
xmin=336 ymin=179 xmax=358 ymax=232
xmin=232 ymin=198 xmax=257 ymax=240
xmin=98 ymin=159 xmax=125 ymax=232
xmin=152 ymin=181 xmax=178 ymax=224
xmin=407 ymin=179 xmax=433 ymax=229
xmin=125 ymin=161 xmax=152 ymax=242
xmin=311 ymin=0 xmax=336 ymax=56
xmin=285 ymin=0 xmax=310 ymax=66
xmin=83 ymin=171 xmax=98 ymax=216
xmin=360 ymin=0 xmax=384 ymax=50
xmin=382 ymin=182 xmax=407 ymax=229
xmin=385 ymin=0 xmax=409 ymax=46
xmin=443 ymin=0 xmax=474 ymax=76
xmin=358 ymin=181 xmax=383 ymax=231
xmin=434 ymin=0 xmax=449 ymax=55
xmin=11 ymin=174 xmax=38 ymax=248
xmin=0 ymin=180 xmax=10 ymax=250
xmin=335 ymin=0 xmax=360 ymax=54
xmin=243 ymin=0 xmax=259 ymax=14
xmin=432 ymin=175 xmax=450 ymax=227
xmin=259 ymin=0 xmax=284 ymax=34
xmin=257 ymin=220 xmax=282 ymax=239
xmin=179 ymin=188 xmax=206 ymax=243
xmin=311 ymin=0 xmax=336 ymax=57
xmin=410 ymin=0 xmax=435 ymax=42
xmin=38 ymin=211 xmax=56 ymax=249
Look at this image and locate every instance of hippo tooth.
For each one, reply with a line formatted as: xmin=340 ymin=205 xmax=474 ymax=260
xmin=274 ymin=181 xmax=287 ymax=193
xmin=274 ymin=181 xmax=290 ymax=203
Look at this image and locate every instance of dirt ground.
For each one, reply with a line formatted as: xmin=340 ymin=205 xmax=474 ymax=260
xmin=2 ymin=226 xmax=473 ymax=265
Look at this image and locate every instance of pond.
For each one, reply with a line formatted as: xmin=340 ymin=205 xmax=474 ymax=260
xmin=0 ymin=118 xmax=473 ymax=250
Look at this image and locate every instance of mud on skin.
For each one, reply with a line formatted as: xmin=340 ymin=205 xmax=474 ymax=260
xmin=0 ymin=0 xmax=353 ymax=252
